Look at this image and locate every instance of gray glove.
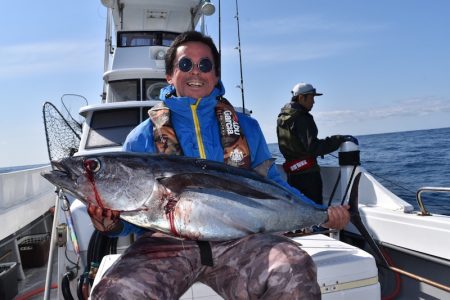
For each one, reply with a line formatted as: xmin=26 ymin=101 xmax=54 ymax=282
xmin=332 ymin=135 xmax=359 ymax=145
xmin=341 ymin=135 xmax=359 ymax=145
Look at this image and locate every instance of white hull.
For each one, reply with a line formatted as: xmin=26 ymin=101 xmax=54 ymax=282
xmin=0 ymin=165 xmax=55 ymax=288
xmin=320 ymin=165 xmax=450 ymax=261
xmin=320 ymin=165 xmax=450 ymax=298
xmin=0 ymin=165 xmax=55 ymax=242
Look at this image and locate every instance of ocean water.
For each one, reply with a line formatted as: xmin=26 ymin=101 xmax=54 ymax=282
xmin=269 ymin=127 xmax=450 ymax=216
xmin=2 ymin=128 xmax=449 ymax=215
xmin=0 ymin=163 xmax=48 ymax=174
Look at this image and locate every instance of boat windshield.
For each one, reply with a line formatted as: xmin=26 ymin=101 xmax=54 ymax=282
xmin=85 ymin=108 xmax=150 ymax=149
xmin=109 ymin=79 xmax=140 ymax=102
xmin=108 ymin=79 xmax=167 ymax=102
xmin=118 ymin=31 xmax=179 ymax=47
xmin=144 ymin=79 xmax=168 ymax=100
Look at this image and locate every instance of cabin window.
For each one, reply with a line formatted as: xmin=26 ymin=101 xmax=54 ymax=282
xmin=118 ymin=31 xmax=179 ymax=47
xmin=161 ymin=32 xmax=179 ymax=46
xmin=85 ymin=108 xmax=141 ymax=149
xmin=143 ymin=79 xmax=168 ymax=100
xmin=109 ymin=79 xmax=140 ymax=102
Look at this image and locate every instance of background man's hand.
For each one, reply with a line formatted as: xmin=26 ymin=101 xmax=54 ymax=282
xmin=87 ymin=203 xmax=123 ymax=233
xmin=322 ymin=205 xmax=350 ymax=230
xmin=341 ymin=135 xmax=358 ymax=145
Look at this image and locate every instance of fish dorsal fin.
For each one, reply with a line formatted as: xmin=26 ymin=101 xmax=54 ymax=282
xmin=253 ymin=158 xmax=275 ymax=178
xmin=157 ymin=173 xmax=275 ymax=199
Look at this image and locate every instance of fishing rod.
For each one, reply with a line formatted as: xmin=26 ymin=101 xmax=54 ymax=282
xmin=234 ymin=0 xmax=246 ymax=113
xmin=218 ymin=0 xmax=221 ymax=58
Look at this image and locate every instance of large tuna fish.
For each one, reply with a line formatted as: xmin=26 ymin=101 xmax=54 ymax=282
xmin=42 ymin=152 xmax=328 ymax=241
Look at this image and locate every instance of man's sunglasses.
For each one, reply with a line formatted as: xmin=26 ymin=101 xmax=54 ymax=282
xmin=177 ymin=57 xmax=213 ymax=73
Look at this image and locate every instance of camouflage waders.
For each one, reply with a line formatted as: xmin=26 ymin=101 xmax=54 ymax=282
xmin=91 ymin=232 xmax=320 ymax=300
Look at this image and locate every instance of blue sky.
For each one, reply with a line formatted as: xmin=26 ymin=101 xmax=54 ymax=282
xmin=1 ymin=1 xmax=449 ymax=168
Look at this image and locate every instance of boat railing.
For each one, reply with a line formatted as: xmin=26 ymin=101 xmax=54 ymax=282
xmin=416 ymin=187 xmax=450 ymax=216
xmin=0 ymin=165 xmax=53 ymax=209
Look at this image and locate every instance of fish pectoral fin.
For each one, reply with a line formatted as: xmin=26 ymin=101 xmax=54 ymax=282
xmin=157 ymin=173 xmax=275 ymax=199
xmin=157 ymin=174 xmax=198 ymax=194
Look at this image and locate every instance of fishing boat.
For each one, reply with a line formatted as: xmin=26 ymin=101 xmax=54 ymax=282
xmin=5 ymin=0 xmax=449 ymax=299
xmin=41 ymin=1 xmax=380 ymax=299
xmin=0 ymin=166 xmax=55 ymax=300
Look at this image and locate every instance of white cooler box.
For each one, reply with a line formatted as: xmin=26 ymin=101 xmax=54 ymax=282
xmin=294 ymin=234 xmax=380 ymax=299
xmin=93 ymin=234 xmax=380 ymax=300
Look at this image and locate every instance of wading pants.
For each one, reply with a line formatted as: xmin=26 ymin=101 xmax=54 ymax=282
xmin=287 ymin=171 xmax=324 ymax=205
xmin=91 ymin=232 xmax=321 ymax=300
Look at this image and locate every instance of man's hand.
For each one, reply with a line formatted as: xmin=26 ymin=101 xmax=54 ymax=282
xmin=87 ymin=203 xmax=123 ymax=233
xmin=322 ymin=205 xmax=350 ymax=230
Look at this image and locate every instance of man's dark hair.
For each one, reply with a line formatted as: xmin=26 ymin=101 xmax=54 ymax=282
xmin=165 ymin=31 xmax=220 ymax=77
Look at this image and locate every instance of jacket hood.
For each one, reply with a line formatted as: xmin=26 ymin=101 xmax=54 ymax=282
xmin=280 ymin=101 xmax=308 ymax=115
xmin=278 ymin=102 xmax=310 ymax=128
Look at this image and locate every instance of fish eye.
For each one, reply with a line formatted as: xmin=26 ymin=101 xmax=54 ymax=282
xmin=84 ymin=158 xmax=101 ymax=173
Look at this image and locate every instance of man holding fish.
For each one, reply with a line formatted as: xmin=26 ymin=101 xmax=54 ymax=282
xmin=87 ymin=31 xmax=350 ymax=299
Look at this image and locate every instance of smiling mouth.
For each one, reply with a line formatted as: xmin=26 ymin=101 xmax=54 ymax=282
xmin=187 ymin=80 xmax=204 ymax=87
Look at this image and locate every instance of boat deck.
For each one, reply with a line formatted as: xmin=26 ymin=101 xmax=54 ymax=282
xmin=16 ymin=251 xmax=58 ymax=299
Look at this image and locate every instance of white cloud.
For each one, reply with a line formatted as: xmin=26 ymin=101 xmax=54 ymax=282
xmin=219 ymin=39 xmax=364 ymax=64
xmin=220 ymin=14 xmax=383 ymax=64
xmin=0 ymin=40 xmax=102 ymax=78
xmin=245 ymin=41 xmax=364 ymax=63
xmin=316 ymin=96 xmax=450 ymax=124
xmin=219 ymin=14 xmax=389 ymax=64
xmin=244 ymin=15 xmax=388 ymax=36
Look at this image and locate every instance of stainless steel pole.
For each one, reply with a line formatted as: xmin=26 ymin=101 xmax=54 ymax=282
xmin=43 ymin=190 xmax=60 ymax=299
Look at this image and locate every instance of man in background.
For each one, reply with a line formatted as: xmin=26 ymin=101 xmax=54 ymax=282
xmin=277 ymin=82 xmax=357 ymax=204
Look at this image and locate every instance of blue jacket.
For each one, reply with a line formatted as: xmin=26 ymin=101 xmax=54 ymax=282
xmin=119 ymin=82 xmax=321 ymax=235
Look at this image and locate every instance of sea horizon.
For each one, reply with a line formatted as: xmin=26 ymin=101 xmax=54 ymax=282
xmin=1 ymin=126 xmax=449 ymax=172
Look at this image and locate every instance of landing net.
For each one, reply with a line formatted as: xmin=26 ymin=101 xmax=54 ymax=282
xmin=42 ymin=101 xmax=82 ymax=162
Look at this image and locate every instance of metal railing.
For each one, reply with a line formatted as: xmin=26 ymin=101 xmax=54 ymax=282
xmin=416 ymin=187 xmax=450 ymax=216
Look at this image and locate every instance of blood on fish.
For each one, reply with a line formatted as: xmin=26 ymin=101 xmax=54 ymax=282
xmin=83 ymin=160 xmax=105 ymax=209
xmin=163 ymin=193 xmax=180 ymax=237
xmin=167 ymin=211 xmax=178 ymax=237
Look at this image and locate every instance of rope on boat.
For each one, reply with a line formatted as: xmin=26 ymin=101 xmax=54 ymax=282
xmin=389 ymin=266 xmax=450 ymax=293
xmin=15 ymin=283 xmax=58 ymax=300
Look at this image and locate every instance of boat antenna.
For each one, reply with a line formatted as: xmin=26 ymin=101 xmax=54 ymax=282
xmin=234 ymin=0 xmax=246 ymax=113
xmin=103 ymin=7 xmax=113 ymax=102
xmin=218 ymin=0 xmax=222 ymax=59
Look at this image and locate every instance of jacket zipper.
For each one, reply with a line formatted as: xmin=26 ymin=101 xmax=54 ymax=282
xmin=190 ymin=98 xmax=206 ymax=158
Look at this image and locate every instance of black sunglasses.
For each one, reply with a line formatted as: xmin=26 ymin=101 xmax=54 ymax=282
xmin=177 ymin=57 xmax=213 ymax=73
